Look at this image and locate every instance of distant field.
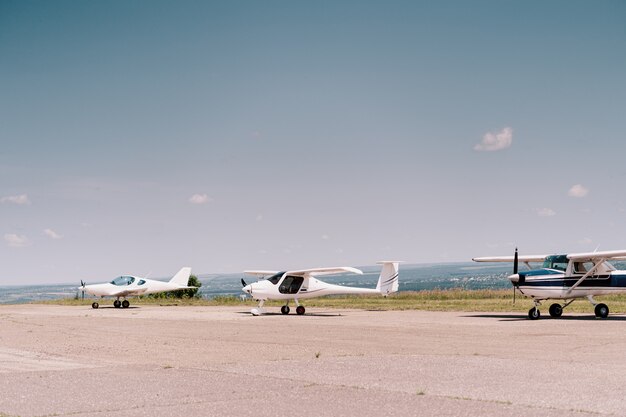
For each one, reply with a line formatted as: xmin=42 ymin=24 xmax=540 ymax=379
xmin=40 ymin=289 xmax=626 ymax=313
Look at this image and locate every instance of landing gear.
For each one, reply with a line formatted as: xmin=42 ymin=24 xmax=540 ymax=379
xmin=251 ymin=300 xmax=266 ymax=316
xmin=296 ymin=305 xmax=306 ymax=315
xmin=122 ymin=300 xmax=130 ymax=308
xmin=113 ymin=299 xmax=121 ymax=308
xmin=549 ymin=303 xmax=563 ymax=318
xmin=528 ymin=307 xmax=540 ymax=320
xmin=92 ymin=302 xmax=99 ymax=309
xmin=281 ymin=305 xmax=290 ymax=315
xmin=595 ymin=303 xmax=609 ymax=319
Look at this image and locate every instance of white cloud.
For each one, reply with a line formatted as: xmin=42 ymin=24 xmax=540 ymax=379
xmin=188 ymin=194 xmax=211 ymax=205
xmin=568 ymin=184 xmax=589 ymax=198
xmin=43 ymin=228 xmax=63 ymax=240
xmin=4 ymin=233 xmax=30 ymax=247
xmin=474 ymin=127 xmax=513 ymax=152
xmin=321 ymin=234 xmax=330 ymax=240
xmin=534 ymin=208 xmax=556 ymax=217
xmin=1 ymin=194 xmax=31 ymax=205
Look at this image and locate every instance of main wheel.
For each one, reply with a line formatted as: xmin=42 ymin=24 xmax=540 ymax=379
xmin=549 ymin=303 xmax=563 ymax=318
xmin=113 ymin=300 xmax=121 ymax=308
xmin=595 ymin=303 xmax=609 ymax=318
xmin=122 ymin=300 xmax=130 ymax=308
xmin=281 ymin=305 xmax=290 ymax=315
xmin=528 ymin=307 xmax=540 ymax=320
xmin=296 ymin=305 xmax=306 ymax=315
xmin=92 ymin=302 xmax=99 ymax=309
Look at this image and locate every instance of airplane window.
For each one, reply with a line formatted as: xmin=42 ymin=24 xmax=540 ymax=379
xmin=267 ymin=272 xmax=285 ymax=285
xmin=137 ymin=280 xmax=146 ymax=286
xmin=544 ymin=255 xmax=568 ymax=271
xmin=110 ymin=276 xmax=136 ymax=286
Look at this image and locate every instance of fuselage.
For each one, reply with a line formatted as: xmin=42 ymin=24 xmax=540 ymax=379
xmin=83 ymin=275 xmax=185 ymax=297
xmin=242 ymin=271 xmax=380 ymax=301
xmin=509 ymin=255 xmax=626 ymax=300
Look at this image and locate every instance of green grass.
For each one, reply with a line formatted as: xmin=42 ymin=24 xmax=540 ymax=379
xmin=37 ymin=289 xmax=626 ymax=313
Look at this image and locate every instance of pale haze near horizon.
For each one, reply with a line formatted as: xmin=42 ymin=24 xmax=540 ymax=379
xmin=1 ymin=1 xmax=625 ymax=285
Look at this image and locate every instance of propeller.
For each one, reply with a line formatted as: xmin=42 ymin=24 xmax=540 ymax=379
xmin=80 ymin=280 xmax=86 ymax=300
xmin=513 ymin=248 xmax=518 ymax=303
xmin=241 ymin=278 xmax=247 ymax=287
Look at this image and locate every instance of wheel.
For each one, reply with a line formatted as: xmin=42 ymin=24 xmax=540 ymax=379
xmin=528 ymin=307 xmax=540 ymax=320
xmin=549 ymin=303 xmax=563 ymax=318
xmin=113 ymin=300 xmax=121 ymax=308
xmin=92 ymin=302 xmax=99 ymax=309
xmin=296 ymin=305 xmax=306 ymax=315
xmin=595 ymin=303 xmax=609 ymax=318
xmin=281 ymin=305 xmax=290 ymax=315
xmin=122 ymin=300 xmax=130 ymax=308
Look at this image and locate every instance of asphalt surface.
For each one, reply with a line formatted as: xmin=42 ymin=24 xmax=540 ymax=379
xmin=1 ymin=304 xmax=625 ymax=416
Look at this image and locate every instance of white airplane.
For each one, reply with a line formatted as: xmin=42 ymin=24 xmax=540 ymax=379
xmin=473 ymin=249 xmax=626 ymax=320
xmin=241 ymin=261 xmax=400 ymax=316
xmin=80 ymin=267 xmax=193 ymax=309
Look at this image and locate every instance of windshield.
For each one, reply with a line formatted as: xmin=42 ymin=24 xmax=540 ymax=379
xmin=110 ymin=276 xmax=136 ymax=286
xmin=543 ymin=255 xmax=568 ymax=271
xmin=267 ymin=271 xmax=285 ymax=285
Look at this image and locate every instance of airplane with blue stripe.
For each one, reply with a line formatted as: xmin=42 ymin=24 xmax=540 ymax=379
xmin=473 ymin=249 xmax=626 ymax=320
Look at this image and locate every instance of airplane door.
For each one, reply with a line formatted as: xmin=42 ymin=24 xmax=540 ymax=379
xmin=279 ymin=276 xmax=304 ymax=294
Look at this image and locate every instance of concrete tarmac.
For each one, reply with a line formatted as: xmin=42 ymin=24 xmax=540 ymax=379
xmin=1 ymin=304 xmax=625 ymax=416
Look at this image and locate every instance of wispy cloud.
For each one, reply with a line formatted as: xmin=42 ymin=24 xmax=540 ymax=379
xmin=568 ymin=184 xmax=589 ymax=198
xmin=43 ymin=228 xmax=63 ymax=240
xmin=534 ymin=208 xmax=556 ymax=217
xmin=474 ymin=127 xmax=513 ymax=152
xmin=1 ymin=194 xmax=31 ymax=205
xmin=188 ymin=194 xmax=211 ymax=205
xmin=4 ymin=233 xmax=30 ymax=247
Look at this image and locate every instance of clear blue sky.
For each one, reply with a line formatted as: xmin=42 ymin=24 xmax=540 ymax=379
xmin=1 ymin=0 xmax=625 ymax=284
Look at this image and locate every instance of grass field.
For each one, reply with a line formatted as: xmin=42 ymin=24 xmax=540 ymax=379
xmin=39 ymin=289 xmax=626 ymax=314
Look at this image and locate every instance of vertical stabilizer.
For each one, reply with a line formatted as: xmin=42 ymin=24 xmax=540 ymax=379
xmin=375 ymin=261 xmax=400 ymax=295
xmin=169 ymin=267 xmax=192 ymax=286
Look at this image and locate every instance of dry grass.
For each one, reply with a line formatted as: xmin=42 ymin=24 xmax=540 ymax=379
xmin=38 ymin=289 xmax=626 ymax=313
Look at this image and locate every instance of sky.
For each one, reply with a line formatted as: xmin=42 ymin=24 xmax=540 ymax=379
xmin=1 ymin=0 xmax=625 ymax=285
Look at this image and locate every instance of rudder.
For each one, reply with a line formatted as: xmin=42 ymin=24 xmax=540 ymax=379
xmin=375 ymin=261 xmax=400 ymax=295
xmin=169 ymin=267 xmax=192 ymax=286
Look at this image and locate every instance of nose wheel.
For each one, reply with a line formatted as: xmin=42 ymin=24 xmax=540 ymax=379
xmin=91 ymin=302 xmax=99 ymax=309
xmin=296 ymin=305 xmax=306 ymax=315
xmin=281 ymin=305 xmax=290 ymax=315
xmin=528 ymin=307 xmax=540 ymax=320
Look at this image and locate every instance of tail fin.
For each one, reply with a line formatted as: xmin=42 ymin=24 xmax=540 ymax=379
xmin=375 ymin=261 xmax=400 ymax=295
xmin=169 ymin=267 xmax=192 ymax=286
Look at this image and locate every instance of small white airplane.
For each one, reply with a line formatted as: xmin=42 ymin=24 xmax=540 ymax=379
xmin=473 ymin=249 xmax=626 ymax=320
xmin=241 ymin=261 xmax=400 ymax=316
xmin=80 ymin=267 xmax=193 ymax=309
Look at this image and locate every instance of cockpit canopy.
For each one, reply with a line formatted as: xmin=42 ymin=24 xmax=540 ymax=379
xmin=110 ymin=276 xmax=136 ymax=286
xmin=542 ymin=255 xmax=568 ymax=271
xmin=266 ymin=271 xmax=286 ymax=285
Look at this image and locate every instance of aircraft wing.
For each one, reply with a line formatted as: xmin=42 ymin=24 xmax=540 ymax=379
xmin=244 ymin=270 xmax=280 ymax=277
xmin=567 ymin=250 xmax=626 ymax=261
xmin=108 ymin=288 xmax=149 ymax=297
xmin=285 ymin=267 xmax=363 ymax=277
xmin=472 ymin=255 xmax=548 ymax=263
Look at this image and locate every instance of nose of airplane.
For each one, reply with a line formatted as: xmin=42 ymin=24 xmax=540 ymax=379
xmin=508 ymin=273 xmax=520 ymax=283
xmin=242 ymin=284 xmax=252 ymax=295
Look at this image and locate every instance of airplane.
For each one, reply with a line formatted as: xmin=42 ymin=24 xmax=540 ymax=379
xmin=79 ymin=267 xmax=193 ymax=309
xmin=240 ymin=261 xmax=400 ymax=316
xmin=473 ymin=249 xmax=626 ymax=320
